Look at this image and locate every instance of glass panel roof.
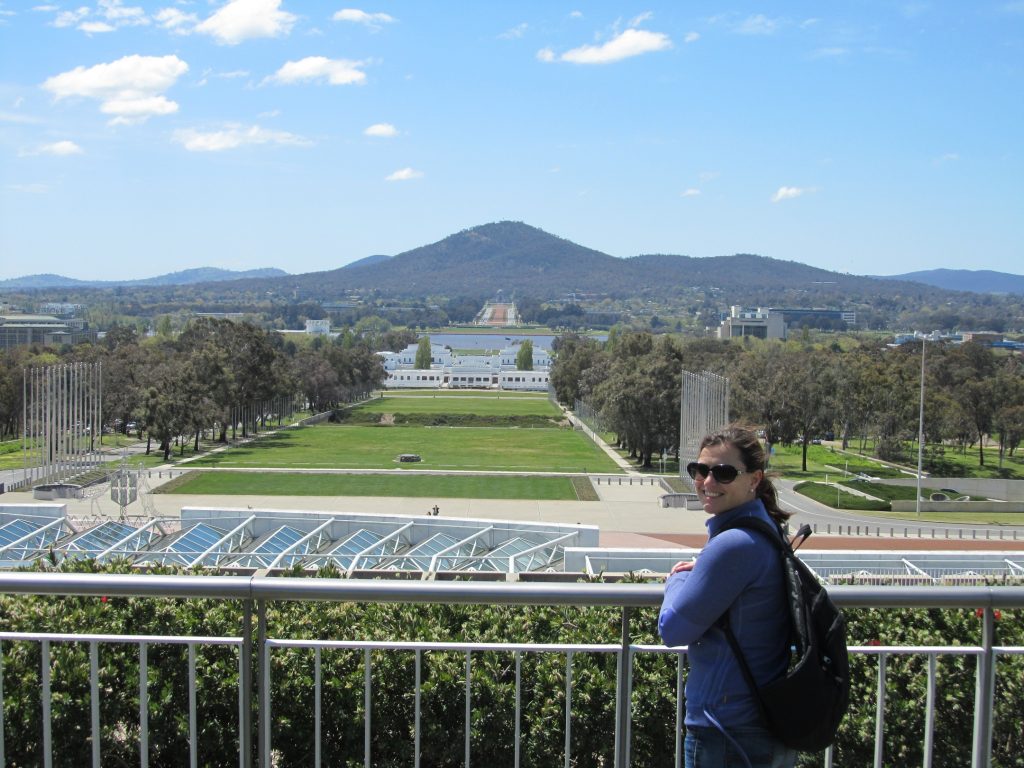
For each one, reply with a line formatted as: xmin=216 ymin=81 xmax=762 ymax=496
xmin=59 ymin=521 xmax=138 ymax=560
xmin=350 ymin=535 xmax=407 ymax=570
xmin=302 ymin=529 xmax=382 ymax=570
xmin=0 ymin=518 xmax=43 ymax=547
xmin=137 ymin=522 xmax=228 ymax=567
xmin=222 ymin=525 xmax=306 ymax=569
xmin=381 ymin=533 xmax=459 ymax=571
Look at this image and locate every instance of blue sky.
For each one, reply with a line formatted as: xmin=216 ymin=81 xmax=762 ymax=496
xmin=1 ymin=1 xmax=1022 ymax=282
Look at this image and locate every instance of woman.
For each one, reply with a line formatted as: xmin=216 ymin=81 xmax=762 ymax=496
xmin=659 ymin=425 xmax=796 ymax=768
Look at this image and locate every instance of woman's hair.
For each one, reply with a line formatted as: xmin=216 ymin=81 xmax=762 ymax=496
xmin=699 ymin=423 xmax=792 ymax=524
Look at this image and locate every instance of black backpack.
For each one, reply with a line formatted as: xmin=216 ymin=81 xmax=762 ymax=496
xmin=718 ymin=517 xmax=850 ymax=752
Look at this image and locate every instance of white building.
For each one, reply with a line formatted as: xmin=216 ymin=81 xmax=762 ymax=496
xmin=305 ymin=319 xmax=331 ymax=335
xmin=381 ymin=343 xmax=550 ymax=391
xmin=716 ymin=306 xmax=787 ymax=340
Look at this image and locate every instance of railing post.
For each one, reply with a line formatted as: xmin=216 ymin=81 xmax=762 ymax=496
xmin=241 ymin=600 xmax=254 ymax=768
xmin=257 ymin=600 xmax=269 ymax=768
xmin=874 ymin=653 xmax=886 ymax=768
xmin=972 ymin=607 xmax=995 ymax=768
xmin=0 ymin=640 xmax=5 ymax=766
xmin=614 ymin=606 xmax=632 ymax=768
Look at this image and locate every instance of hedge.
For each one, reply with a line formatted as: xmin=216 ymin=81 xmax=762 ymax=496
xmin=0 ymin=560 xmax=1020 ymax=767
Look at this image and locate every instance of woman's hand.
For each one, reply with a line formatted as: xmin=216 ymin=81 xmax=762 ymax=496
xmin=669 ymin=560 xmax=695 ymax=575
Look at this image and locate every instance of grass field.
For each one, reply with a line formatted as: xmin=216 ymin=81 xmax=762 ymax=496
xmin=362 ymin=394 xmax=562 ymax=417
xmin=184 ymin=423 xmax=622 ymax=474
xmin=159 ymin=470 xmax=582 ymax=500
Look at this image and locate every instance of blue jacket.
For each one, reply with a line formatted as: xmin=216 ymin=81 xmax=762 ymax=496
xmin=658 ymin=499 xmax=790 ymax=728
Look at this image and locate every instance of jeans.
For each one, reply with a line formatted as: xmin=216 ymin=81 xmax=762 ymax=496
xmin=685 ymin=725 xmax=797 ymax=768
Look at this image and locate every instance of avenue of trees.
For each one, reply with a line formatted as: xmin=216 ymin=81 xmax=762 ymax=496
xmin=550 ymin=331 xmax=1024 ymax=473
xmin=0 ymin=317 xmax=389 ymax=459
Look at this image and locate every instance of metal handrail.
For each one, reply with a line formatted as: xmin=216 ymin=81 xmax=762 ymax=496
xmin=1 ymin=573 xmax=1022 ymax=768
xmin=2 ymin=571 xmax=1024 ymax=608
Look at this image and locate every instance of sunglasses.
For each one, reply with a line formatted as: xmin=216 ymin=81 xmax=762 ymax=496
xmin=686 ymin=462 xmax=748 ymax=484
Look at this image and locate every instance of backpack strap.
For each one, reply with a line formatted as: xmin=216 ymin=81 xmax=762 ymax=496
xmin=715 ymin=517 xmax=790 ymax=726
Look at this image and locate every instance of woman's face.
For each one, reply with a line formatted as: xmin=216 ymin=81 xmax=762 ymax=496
xmin=694 ymin=442 xmax=762 ymax=516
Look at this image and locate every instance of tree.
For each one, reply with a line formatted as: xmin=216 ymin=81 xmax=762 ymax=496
xmin=414 ymin=336 xmax=432 ymax=369
xmin=516 ymin=340 xmax=534 ymax=371
xmin=549 ymin=334 xmax=604 ymax=406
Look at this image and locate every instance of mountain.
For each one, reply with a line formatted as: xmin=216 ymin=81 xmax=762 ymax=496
xmin=875 ymin=269 xmax=1024 ymax=296
xmin=247 ymin=221 xmax=947 ymax=307
xmin=343 ymin=254 xmax=391 ymax=269
xmin=4 ymin=223 xmax=1018 ymax=328
xmin=0 ymin=267 xmax=288 ymax=289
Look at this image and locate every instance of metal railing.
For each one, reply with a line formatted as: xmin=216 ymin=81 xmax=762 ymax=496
xmin=0 ymin=573 xmax=1021 ymax=768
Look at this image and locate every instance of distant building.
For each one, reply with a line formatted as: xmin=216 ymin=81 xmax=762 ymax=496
xmin=716 ymin=306 xmax=787 ymax=340
xmin=304 ymin=319 xmax=331 ymax=335
xmin=769 ymin=307 xmax=856 ymax=327
xmin=37 ymin=302 xmax=83 ymax=317
xmin=379 ymin=342 xmax=550 ymax=391
xmin=960 ymin=331 xmax=1004 ymax=345
xmin=0 ymin=314 xmax=98 ymax=349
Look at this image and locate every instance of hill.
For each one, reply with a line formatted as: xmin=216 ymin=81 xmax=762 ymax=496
xmin=4 ymin=222 xmax=1022 ymax=332
xmin=0 ymin=267 xmax=288 ymax=289
xmin=241 ymin=222 xmax=953 ymax=308
xmin=876 ymin=269 xmax=1024 ymax=296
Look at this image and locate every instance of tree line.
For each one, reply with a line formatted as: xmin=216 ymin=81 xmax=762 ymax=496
xmin=0 ymin=317 xmax=395 ymax=458
xmin=550 ymin=331 xmax=1024 ymax=473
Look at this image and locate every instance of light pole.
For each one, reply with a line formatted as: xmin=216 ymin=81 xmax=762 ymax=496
xmin=915 ymin=337 xmax=927 ymax=517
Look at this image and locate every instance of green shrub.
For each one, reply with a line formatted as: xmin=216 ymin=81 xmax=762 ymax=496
xmin=1 ymin=563 xmax=1020 ymax=767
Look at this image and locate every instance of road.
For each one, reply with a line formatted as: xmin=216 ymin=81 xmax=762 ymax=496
xmin=777 ymin=479 xmax=1021 ymax=540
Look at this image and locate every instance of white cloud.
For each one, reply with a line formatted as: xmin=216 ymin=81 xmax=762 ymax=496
xmin=499 ymin=22 xmax=527 ymax=40
xmin=629 ymin=11 xmax=654 ymax=27
xmin=684 ymin=31 xmax=699 ymax=43
xmin=332 ymin=8 xmax=396 ymax=26
xmin=569 ymin=11 xmax=583 ymax=19
xmin=546 ymin=28 xmax=671 ymax=65
xmin=173 ymin=124 xmax=311 ymax=151
xmin=934 ymin=152 xmax=959 ymax=164
xmin=364 ymin=122 xmax=397 ymax=137
xmin=771 ymin=186 xmax=809 ymax=202
xmin=103 ymin=95 xmax=178 ymax=122
xmin=385 ymin=167 xmax=422 ymax=181
xmin=681 ymin=188 xmax=701 ymax=198
xmin=33 ymin=5 xmax=60 ymax=11
xmin=0 ymin=110 xmax=42 ymax=124
xmin=98 ymin=0 xmax=147 ymax=25
xmin=42 ymin=54 xmax=188 ymax=125
xmin=736 ymin=14 xmax=779 ymax=35
xmin=51 ymin=0 xmax=149 ymax=32
xmin=35 ymin=140 xmax=84 ymax=156
xmin=54 ymin=6 xmax=89 ymax=27
xmin=265 ymin=56 xmax=367 ymax=86
xmin=79 ymin=21 xmax=115 ymax=33
xmin=155 ymin=7 xmax=198 ymax=33
xmin=196 ymin=0 xmax=297 ymax=45
xmin=7 ymin=183 xmax=50 ymax=194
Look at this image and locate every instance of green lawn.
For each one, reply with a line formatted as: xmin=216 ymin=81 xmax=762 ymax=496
xmin=363 ymin=394 xmax=561 ymax=417
xmin=184 ymin=424 xmax=621 ymax=474
xmin=159 ymin=470 xmax=582 ymax=500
